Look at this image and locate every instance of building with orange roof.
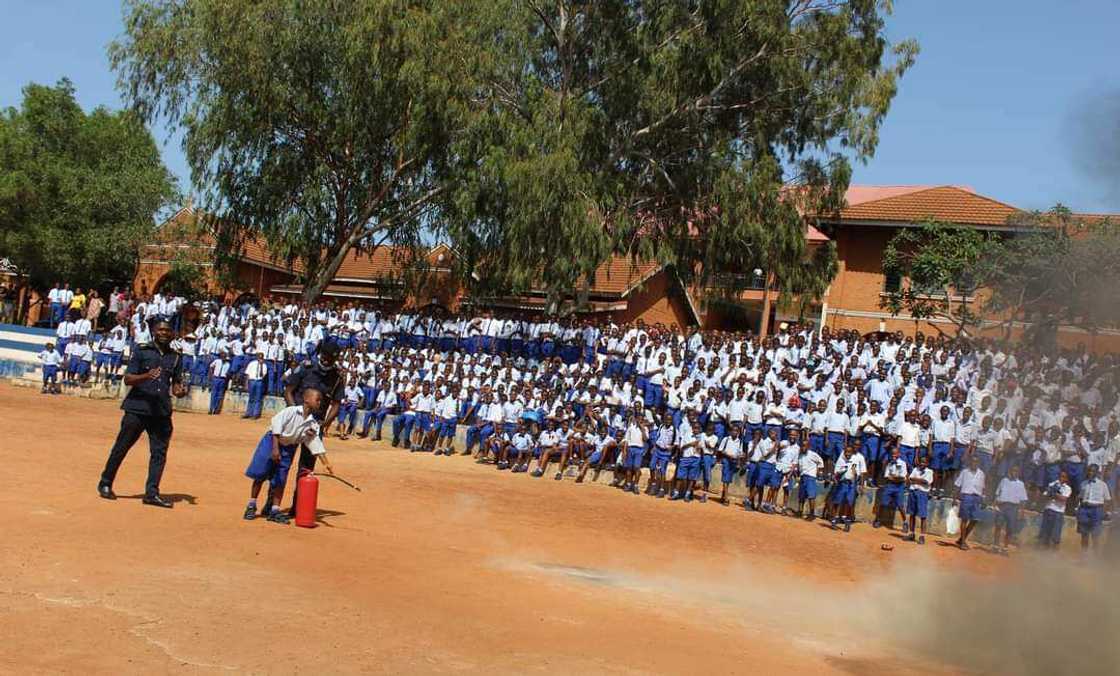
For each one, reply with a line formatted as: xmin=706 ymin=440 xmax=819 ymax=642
xmin=134 ymin=188 xmax=1119 ymax=348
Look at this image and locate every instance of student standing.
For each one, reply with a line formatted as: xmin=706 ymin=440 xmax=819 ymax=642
xmin=207 ymin=351 xmax=231 ymax=414
xmin=97 ymin=319 xmax=188 ymax=507
xmin=243 ymin=353 xmax=268 ymax=419
xmin=1038 ymin=470 xmax=1071 ymax=550
xmin=905 ymin=455 xmax=933 ymax=544
xmin=1076 ymin=464 xmax=1112 ymax=553
xmin=992 ymin=464 xmax=1028 ymax=554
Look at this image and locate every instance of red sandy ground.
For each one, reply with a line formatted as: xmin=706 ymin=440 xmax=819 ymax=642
xmin=0 ymin=383 xmax=1006 ymax=674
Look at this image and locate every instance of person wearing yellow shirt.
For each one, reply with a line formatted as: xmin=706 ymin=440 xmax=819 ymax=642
xmin=69 ymin=287 xmax=87 ymax=313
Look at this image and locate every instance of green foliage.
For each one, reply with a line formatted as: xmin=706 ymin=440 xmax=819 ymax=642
xmin=880 ymin=220 xmax=998 ymax=335
xmin=989 ymin=206 xmax=1120 ymax=345
xmin=440 ymin=0 xmax=914 ymax=306
xmin=0 ymin=79 xmax=177 ymax=290
xmin=113 ymin=0 xmax=915 ymax=309
xmin=111 ymin=0 xmax=451 ymax=303
xmin=159 ymin=251 xmax=208 ymax=300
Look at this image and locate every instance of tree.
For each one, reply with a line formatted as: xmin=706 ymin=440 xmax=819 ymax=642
xmin=880 ymin=220 xmax=999 ymax=337
xmin=112 ymin=1 xmax=915 ymax=312
xmin=0 ymin=79 xmax=177 ymax=290
xmin=111 ymin=0 xmax=453 ymax=304
xmin=987 ymin=206 xmax=1120 ymax=347
xmin=439 ymin=0 xmax=915 ymax=317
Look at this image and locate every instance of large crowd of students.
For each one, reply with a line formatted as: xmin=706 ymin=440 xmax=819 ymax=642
xmin=35 ymin=291 xmax=1119 ymax=552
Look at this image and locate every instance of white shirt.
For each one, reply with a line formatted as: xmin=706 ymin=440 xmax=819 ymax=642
xmin=995 ymin=478 xmax=1028 ymax=505
xmin=269 ymin=405 xmax=325 ymax=454
xmin=1080 ymin=478 xmax=1112 ymax=506
xmin=245 ymin=359 xmax=268 ymax=381
xmin=798 ymin=451 xmax=825 ymax=478
xmin=954 ymin=468 xmax=986 ymax=496
xmin=1044 ymin=481 xmax=1072 ymax=513
xmin=908 ymin=467 xmax=934 ymax=492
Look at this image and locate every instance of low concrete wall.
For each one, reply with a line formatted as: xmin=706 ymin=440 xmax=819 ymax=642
xmin=5 ymin=370 xmax=1110 ymax=553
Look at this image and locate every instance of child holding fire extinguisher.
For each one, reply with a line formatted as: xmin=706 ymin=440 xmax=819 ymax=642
xmin=243 ymin=388 xmax=335 ymax=524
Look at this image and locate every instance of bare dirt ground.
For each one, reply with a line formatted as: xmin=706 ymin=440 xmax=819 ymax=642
xmin=0 ymin=383 xmax=1022 ymax=674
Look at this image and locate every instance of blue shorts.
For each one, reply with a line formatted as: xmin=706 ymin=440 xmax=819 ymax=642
xmin=799 ymin=475 xmax=818 ymax=501
xmin=808 ymin=434 xmax=824 ymax=455
xmin=996 ymin=503 xmax=1022 ymax=534
xmin=976 ymin=451 xmax=994 ymax=474
xmin=831 ymin=479 xmax=856 ymax=506
xmin=824 ymin=432 xmax=845 ymax=460
xmin=765 ymin=463 xmax=783 ymax=489
xmin=907 ymin=490 xmax=929 ymax=519
xmin=676 ymin=456 xmax=700 ymax=481
xmin=931 ymin=441 xmax=952 ymax=471
xmin=1077 ymin=504 xmax=1105 ymax=535
xmin=440 ymin=418 xmax=457 ymax=438
xmin=959 ymin=494 xmax=983 ymax=522
xmin=899 ymin=444 xmax=916 ymax=467
xmin=880 ymin=484 xmax=905 ymax=511
xmin=244 ymin=432 xmax=298 ymax=490
xmin=749 ymin=461 xmax=773 ymax=488
xmin=650 ymin=449 xmax=672 ymax=475
xmin=1040 ymin=509 xmax=1064 ymax=545
xmin=42 ymin=365 xmax=58 ymax=382
xmin=861 ymin=434 xmax=882 ymax=463
xmin=624 ymin=445 xmax=645 ymax=470
xmin=95 ymin=353 xmax=111 ymax=367
xmin=720 ymin=457 xmax=740 ymax=484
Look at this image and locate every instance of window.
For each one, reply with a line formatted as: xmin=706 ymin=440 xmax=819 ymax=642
xmin=883 ymin=269 xmax=901 ymax=293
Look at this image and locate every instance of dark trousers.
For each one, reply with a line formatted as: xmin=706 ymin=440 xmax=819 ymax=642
xmin=100 ymin=412 xmax=173 ymax=496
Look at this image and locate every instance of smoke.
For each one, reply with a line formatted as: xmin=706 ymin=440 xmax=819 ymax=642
xmin=497 ymin=548 xmax=1120 ymax=675
xmin=1068 ymin=89 xmax=1120 ymax=206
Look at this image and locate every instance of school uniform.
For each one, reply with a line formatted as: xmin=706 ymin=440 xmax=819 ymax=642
xmin=930 ymin=418 xmax=955 ymax=471
xmin=208 ymin=358 xmax=230 ymax=414
xmin=718 ymin=436 xmax=744 ymax=485
xmin=244 ymin=405 xmax=326 ymax=494
xmin=244 ymin=359 xmax=268 ymax=419
xmin=339 ymin=386 xmax=362 ymax=432
xmin=675 ymin=424 xmax=701 ymax=481
xmin=38 ymin=348 xmax=61 ymax=386
xmin=880 ymin=457 xmax=909 ymax=512
xmin=824 ymin=411 xmax=849 ymax=460
xmin=436 ymin=395 xmax=459 ymax=439
xmin=831 ymin=453 xmax=866 ymax=506
xmin=994 ymin=477 xmax=1028 ymax=535
xmin=798 ymin=450 xmax=825 ymax=501
xmin=1076 ymin=478 xmax=1112 ymax=536
xmin=623 ymin=423 xmax=646 ymax=470
xmin=650 ymin=424 xmax=675 ymax=476
xmin=907 ymin=467 xmax=934 ymax=518
xmin=1039 ymin=480 xmax=1071 ymax=546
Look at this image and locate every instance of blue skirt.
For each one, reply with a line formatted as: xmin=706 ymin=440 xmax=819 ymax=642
xmin=245 ymin=431 xmax=298 ymax=488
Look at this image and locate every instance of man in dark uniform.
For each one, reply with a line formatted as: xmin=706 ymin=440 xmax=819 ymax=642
xmin=97 ymin=318 xmax=188 ymax=507
xmin=281 ymin=340 xmax=343 ymax=515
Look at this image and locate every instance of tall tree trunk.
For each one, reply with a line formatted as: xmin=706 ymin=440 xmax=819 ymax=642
xmin=758 ymin=271 xmax=773 ymax=337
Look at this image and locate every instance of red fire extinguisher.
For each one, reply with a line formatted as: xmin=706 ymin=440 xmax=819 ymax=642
xmin=295 ymin=469 xmax=319 ymax=528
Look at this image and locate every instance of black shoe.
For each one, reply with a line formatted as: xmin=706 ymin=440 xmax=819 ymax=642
xmin=142 ymin=494 xmax=173 ymax=508
xmin=97 ymin=483 xmax=116 ymax=500
xmin=243 ymin=505 xmax=257 ymax=520
xmin=267 ymin=510 xmax=290 ymax=525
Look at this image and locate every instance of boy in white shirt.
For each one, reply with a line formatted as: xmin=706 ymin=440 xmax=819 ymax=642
xmin=243 ymin=390 xmax=335 ymax=524
xmin=873 ymin=447 xmax=909 ymax=532
xmin=1076 ymin=464 xmax=1113 ymax=553
xmin=992 ymin=464 xmax=1028 ymax=554
xmin=1038 ymin=470 xmax=1071 ymax=549
xmin=796 ymin=436 xmax=826 ymax=520
xmin=433 ymin=388 xmax=462 ymax=456
xmin=669 ymin=419 xmax=702 ymax=502
xmin=830 ymin=442 xmax=866 ymax=532
xmin=905 ymin=454 xmax=933 ymax=544
xmin=38 ymin=342 xmax=62 ymax=394
xmin=717 ymin=425 xmax=745 ymax=505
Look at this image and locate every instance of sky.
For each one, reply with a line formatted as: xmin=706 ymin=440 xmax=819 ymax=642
xmin=1 ymin=0 xmax=1118 ymax=214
